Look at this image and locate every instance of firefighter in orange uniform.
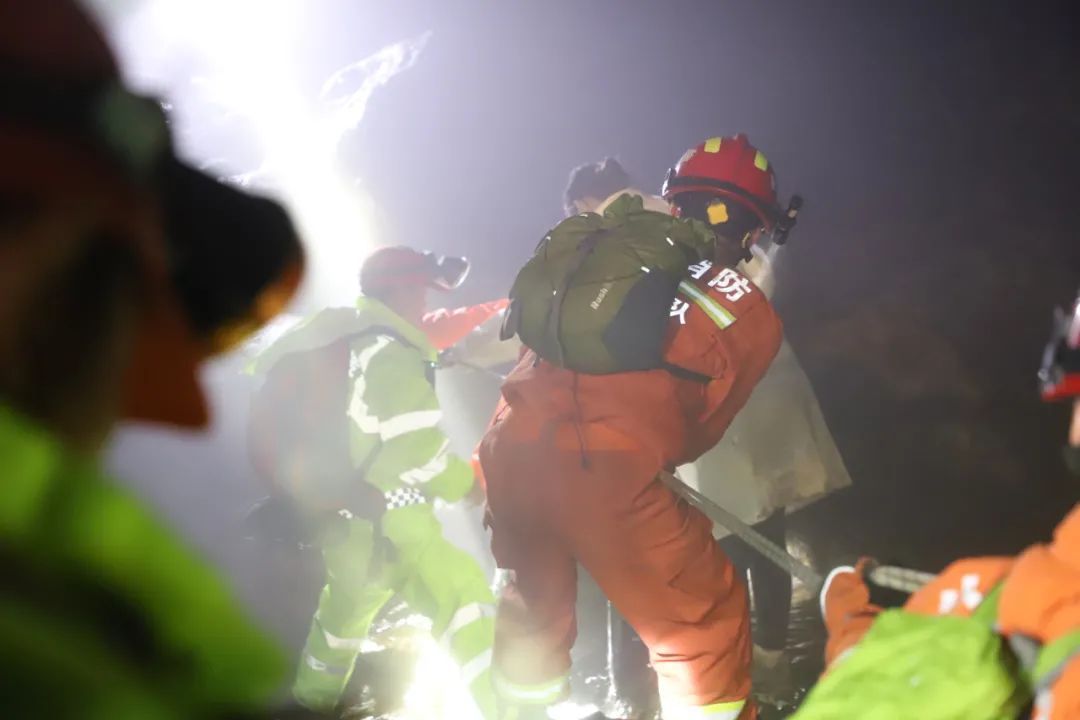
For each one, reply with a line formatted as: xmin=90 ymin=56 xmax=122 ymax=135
xmin=481 ymin=134 xmax=788 ymax=720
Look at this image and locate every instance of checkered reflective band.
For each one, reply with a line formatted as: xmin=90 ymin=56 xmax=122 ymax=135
xmin=384 ymin=487 xmax=427 ymax=510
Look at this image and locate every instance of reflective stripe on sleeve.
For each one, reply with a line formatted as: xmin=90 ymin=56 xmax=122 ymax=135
xmin=380 ymin=409 xmax=443 ymax=441
xmin=662 ymin=698 xmax=746 ymax=720
xmin=400 ymin=451 xmax=450 ymax=485
xmin=303 ymin=653 xmax=351 ymax=676
xmin=461 ymin=648 xmax=494 ymax=686
xmin=678 ymin=280 xmax=736 ymax=329
xmin=316 ymin=616 xmax=367 ymax=652
xmin=494 ymin=671 xmax=569 ymax=705
xmin=442 ymin=603 xmax=495 ymax=644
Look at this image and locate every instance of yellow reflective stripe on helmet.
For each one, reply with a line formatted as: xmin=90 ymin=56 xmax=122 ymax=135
xmin=706 ymin=201 xmax=730 ymax=225
xmin=703 ymin=137 xmax=724 ymax=153
xmin=754 ymin=150 xmax=769 ymax=171
xmin=663 ymin=698 xmax=746 ymax=720
xmin=678 ymin=280 xmax=736 ymax=329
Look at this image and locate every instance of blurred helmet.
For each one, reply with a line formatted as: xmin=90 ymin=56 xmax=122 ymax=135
xmin=0 ymin=0 xmax=303 ymax=428
xmin=662 ymin=133 xmax=781 ymax=229
xmin=1039 ymin=288 xmax=1080 ymax=402
xmin=360 ymin=246 xmax=470 ymax=297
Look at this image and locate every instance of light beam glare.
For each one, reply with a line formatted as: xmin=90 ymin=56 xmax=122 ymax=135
xmin=107 ymin=0 xmax=430 ymax=307
xmin=402 ymin=634 xmax=484 ymax=720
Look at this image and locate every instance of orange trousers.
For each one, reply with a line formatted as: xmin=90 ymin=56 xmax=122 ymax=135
xmin=480 ymin=412 xmax=753 ymax=717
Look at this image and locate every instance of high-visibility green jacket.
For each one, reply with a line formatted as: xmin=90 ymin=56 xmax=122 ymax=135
xmin=250 ymin=296 xmax=474 ymax=515
xmin=0 ymin=403 xmax=285 ymax=719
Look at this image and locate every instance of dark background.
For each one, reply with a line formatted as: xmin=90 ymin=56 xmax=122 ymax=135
xmin=106 ymin=0 xmax=1080 ymax=649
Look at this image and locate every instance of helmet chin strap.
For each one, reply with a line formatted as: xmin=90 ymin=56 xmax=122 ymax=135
xmin=710 ymin=234 xmax=750 ymax=266
xmin=740 ymin=231 xmax=755 ymax=262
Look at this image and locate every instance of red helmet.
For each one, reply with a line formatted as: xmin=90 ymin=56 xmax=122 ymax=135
xmin=360 ymin=246 xmax=470 ymax=297
xmin=662 ymin=134 xmax=781 ymax=229
xmin=1040 ymin=288 xmax=1080 ymax=402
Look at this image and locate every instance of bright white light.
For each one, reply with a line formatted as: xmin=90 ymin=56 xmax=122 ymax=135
xmin=401 ymin=634 xmax=484 ymax=720
xmin=104 ymin=0 xmax=430 ymax=307
xmin=549 ymin=701 xmax=601 ymax=720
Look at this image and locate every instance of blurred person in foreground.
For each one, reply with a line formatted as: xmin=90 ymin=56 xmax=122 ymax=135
xmin=247 ymin=246 xmax=497 ymax=719
xmin=0 ymin=0 xmax=305 ymax=717
xmin=793 ymin=288 xmax=1080 ymax=719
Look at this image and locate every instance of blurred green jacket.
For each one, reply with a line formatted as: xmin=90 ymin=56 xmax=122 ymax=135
xmin=0 ymin=404 xmax=286 ymax=719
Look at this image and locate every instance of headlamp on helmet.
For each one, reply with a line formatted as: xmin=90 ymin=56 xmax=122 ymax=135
xmin=428 ymin=252 xmax=470 ymax=291
xmin=1039 ymin=290 xmax=1080 ymax=402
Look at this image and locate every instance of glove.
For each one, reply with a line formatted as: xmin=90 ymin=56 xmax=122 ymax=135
xmin=820 ymin=557 xmax=873 ymax=632
xmin=819 ymin=557 xmax=882 ymax=668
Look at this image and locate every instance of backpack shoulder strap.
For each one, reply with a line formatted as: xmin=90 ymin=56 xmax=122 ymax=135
xmin=544 ymin=229 xmax=610 ymax=367
xmin=1030 ymin=629 xmax=1080 ymax=692
xmin=974 ymin=581 xmax=1080 ymax=693
xmin=971 ymin=583 xmax=1005 ymax=625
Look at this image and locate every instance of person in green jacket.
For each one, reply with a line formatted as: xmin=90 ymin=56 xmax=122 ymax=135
xmin=0 ymin=1 xmax=306 ymax=718
xmin=249 ymin=246 xmax=496 ymax=719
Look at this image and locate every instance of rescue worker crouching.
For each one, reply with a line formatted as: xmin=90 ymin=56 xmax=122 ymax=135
xmin=0 ymin=0 xmax=306 ymax=716
xmin=481 ymin=133 xmax=788 ymax=720
xmin=248 ymin=246 xmax=497 ymax=718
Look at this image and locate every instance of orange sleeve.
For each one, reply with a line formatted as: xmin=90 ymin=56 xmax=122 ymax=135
xmin=824 ymin=613 xmax=878 ymax=668
xmin=471 ymin=348 xmax=530 ymax=492
xmin=903 ymin=557 xmax=1013 ymax=617
xmin=1043 ymin=658 xmax=1080 ymax=719
xmin=820 ymin=562 xmax=882 ymax=667
xmin=997 ymin=507 xmax=1080 ymax=643
xmin=1013 ymin=507 xmax=1080 ymax=718
xmin=421 ymin=299 xmax=510 ymax=350
xmin=664 ymin=268 xmax=782 ymax=463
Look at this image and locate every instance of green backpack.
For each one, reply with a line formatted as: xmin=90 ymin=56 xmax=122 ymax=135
xmin=792 ymin=585 xmax=1080 ymax=719
xmin=501 ymin=193 xmax=716 ymax=375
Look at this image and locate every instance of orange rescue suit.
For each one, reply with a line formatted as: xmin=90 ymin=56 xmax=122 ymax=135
xmin=822 ymin=504 xmax=1080 ymax=719
xmin=479 ymin=262 xmax=782 ymax=716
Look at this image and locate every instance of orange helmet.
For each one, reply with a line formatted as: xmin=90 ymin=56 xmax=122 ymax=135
xmin=662 ymin=133 xmax=781 ymax=229
xmin=0 ymin=0 xmax=303 ymax=427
